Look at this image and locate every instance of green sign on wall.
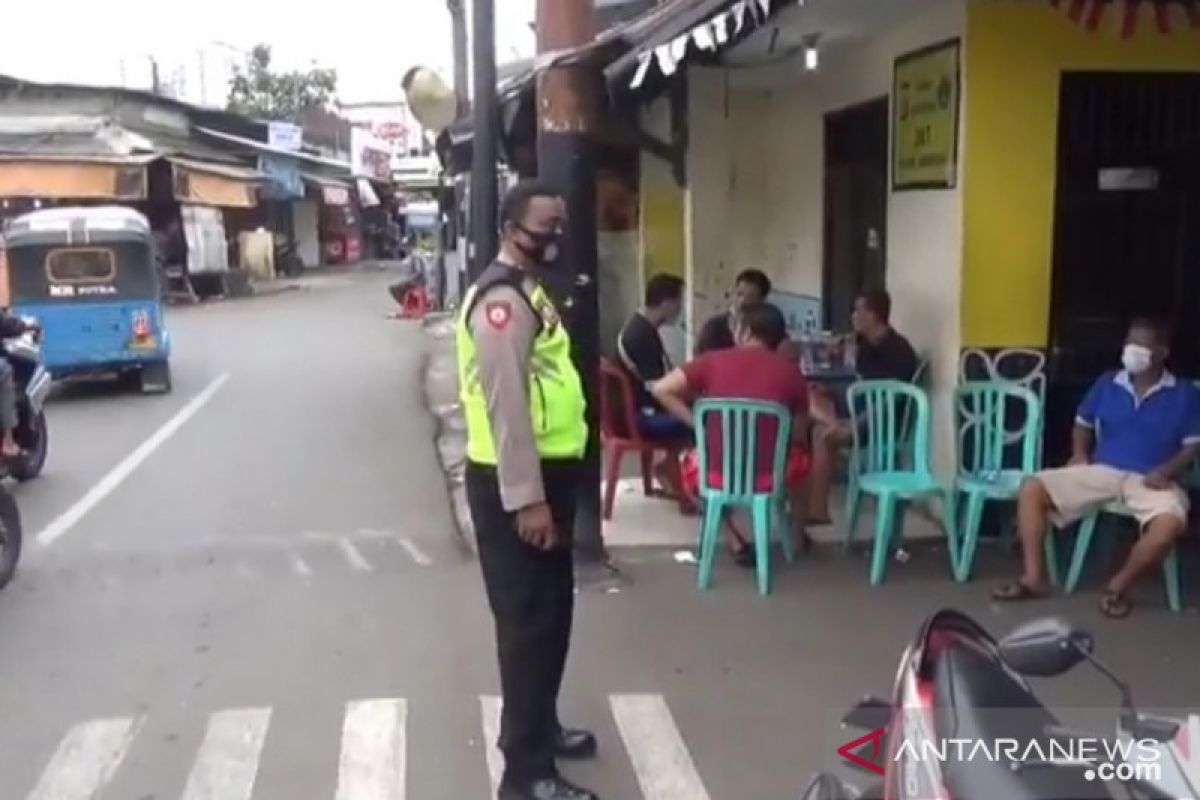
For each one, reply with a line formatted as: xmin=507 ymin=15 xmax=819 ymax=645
xmin=893 ymin=38 xmax=961 ymax=190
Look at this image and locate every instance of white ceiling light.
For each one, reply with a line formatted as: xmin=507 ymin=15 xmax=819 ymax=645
xmin=802 ymin=33 xmax=821 ymax=71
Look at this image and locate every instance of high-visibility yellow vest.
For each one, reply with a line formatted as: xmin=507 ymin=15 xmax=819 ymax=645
xmin=456 ymin=265 xmax=588 ymax=465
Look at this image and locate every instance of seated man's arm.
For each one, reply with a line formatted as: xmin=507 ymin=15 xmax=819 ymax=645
xmin=650 ymin=368 xmax=694 ymax=428
xmin=1070 ymin=377 xmax=1105 ymax=465
xmin=1146 ymin=389 xmax=1200 ymax=487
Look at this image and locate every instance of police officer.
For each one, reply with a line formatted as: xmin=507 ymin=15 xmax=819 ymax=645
xmin=458 ymin=181 xmax=598 ymax=800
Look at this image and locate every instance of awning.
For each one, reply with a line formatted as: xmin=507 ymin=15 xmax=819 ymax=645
xmin=0 ymin=155 xmax=153 ymax=200
xmin=356 ymin=178 xmax=381 ymax=208
xmin=302 ymin=173 xmax=353 ymax=206
xmin=169 ymin=157 xmax=263 ymax=209
xmin=195 ymin=126 xmax=352 ymax=171
xmin=606 ymin=0 xmax=799 ymax=90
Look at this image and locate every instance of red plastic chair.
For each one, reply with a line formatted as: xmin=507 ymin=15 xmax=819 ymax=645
xmin=401 ymin=286 xmax=430 ymax=318
xmin=599 ymin=357 xmax=689 ymax=520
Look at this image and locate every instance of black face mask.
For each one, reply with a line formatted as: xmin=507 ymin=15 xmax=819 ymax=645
xmin=515 ymin=224 xmax=564 ymax=266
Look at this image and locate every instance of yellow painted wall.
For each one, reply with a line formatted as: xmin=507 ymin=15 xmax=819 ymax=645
xmin=961 ymin=2 xmax=1200 ymax=347
xmin=641 ymin=183 xmax=686 ymax=282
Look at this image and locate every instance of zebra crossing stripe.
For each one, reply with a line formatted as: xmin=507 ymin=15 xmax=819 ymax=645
xmin=335 ymin=699 xmax=407 ymax=800
xmin=479 ymin=695 xmax=503 ymax=796
xmin=26 ymin=717 xmax=140 ymax=800
xmin=180 ymin=707 xmax=272 ymax=800
xmin=610 ymin=694 xmax=711 ymax=800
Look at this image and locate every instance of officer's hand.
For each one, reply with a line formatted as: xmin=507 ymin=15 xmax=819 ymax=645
xmin=516 ymin=502 xmax=557 ymax=550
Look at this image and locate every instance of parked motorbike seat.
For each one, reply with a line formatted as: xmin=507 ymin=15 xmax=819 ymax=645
xmin=930 ymin=638 xmax=1113 ymax=800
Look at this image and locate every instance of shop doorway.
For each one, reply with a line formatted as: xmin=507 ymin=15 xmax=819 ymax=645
xmin=1045 ymin=72 xmax=1200 ymax=463
xmin=822 ymin=97 xmax=889 ymax=331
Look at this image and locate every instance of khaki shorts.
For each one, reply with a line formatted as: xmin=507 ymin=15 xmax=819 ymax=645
xmin=1036 ymin=464 xmax=1189 ymax=528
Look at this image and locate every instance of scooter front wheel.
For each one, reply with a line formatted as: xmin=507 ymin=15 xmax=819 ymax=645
xmin=10 ymin=409 xmax=48 ymax=482
xmin=0 ymin=487 xmax=23 ymax=590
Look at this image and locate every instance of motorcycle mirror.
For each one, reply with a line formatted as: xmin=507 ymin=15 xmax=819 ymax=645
xmin=1131 ymin=714 xmax=1180 ymax=744
xmin=842 ymin=696 xmax=891 ymax=731
xmin=799 ymin=771 xmax=859 ymax=800
xmin=998 ymin=617 xmax=1094 ymax=677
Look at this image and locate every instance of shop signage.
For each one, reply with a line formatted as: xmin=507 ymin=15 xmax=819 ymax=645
xmin=350 ymin=128 xmax=393 ymax=182
xmin=321 ymin=184 xmax=352 ymax=206
xmin=268 ymin=122 xmax=303 ymax=152
xmin=893 ymin=38 xmax=960 ymax=191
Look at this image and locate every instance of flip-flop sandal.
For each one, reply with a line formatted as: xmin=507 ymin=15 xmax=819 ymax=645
xmin=1099 ymin=591 xmax=1132 ymax=619
xmin=992 ymin=581 xmax=1049 ymax=602
xmin=732 ymin=545 xmax=756 ymax=568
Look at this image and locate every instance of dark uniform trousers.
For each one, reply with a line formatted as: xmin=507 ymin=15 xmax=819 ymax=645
xmin=465 ymin=458 xmax=580 ymax=784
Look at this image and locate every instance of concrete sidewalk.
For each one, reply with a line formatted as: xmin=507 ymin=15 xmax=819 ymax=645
xmin=602 ymin=476 xmax=948 ymax=548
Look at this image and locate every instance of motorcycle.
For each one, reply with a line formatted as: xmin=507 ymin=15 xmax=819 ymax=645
xmin=4 ymin=322 xmax=51 ymax=481
xmin=807 ymin=609 xmax=1197 ymax=800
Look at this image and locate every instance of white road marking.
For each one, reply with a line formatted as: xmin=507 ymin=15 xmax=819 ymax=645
xmin=338 ymin=539 xmax=373 ymax=572
xmin=36 ymin=374 xmax=231 ymax=547
xmin=180 ymin=707 xmax=271 ymax=800
xmin=235 ymin=562 xmax=257 ymax=580
xmin=26 ymin=717 xmax=140 ymax=800
xmin=479 ymin=695 xmax=503 ymax=796
xmin=290 ymin=552 xmax=313 ymax=577
xmin=397 ymin=537 xmax=433 ymax=567
xmin=610 ymin=694 xmax=711 ymax=800
xmin=336 ymin=699 xmax=407 ymax=800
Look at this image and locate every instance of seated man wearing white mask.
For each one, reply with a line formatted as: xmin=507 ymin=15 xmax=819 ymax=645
xmin=994 ymin=317 xmax=1200 ymax=618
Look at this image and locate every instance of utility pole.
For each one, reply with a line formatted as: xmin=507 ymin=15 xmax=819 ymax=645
xmin=535 ymin=0 xmax=615 ymax=577
xmin=447 ymin=0 xmax=470 ymax=118
xmin=470 ymin=0 xmax=500 ymax=278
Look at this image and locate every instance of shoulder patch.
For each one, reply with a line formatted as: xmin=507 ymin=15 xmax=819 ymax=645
xmin=484 ymin=300 xmax=512 ymax=330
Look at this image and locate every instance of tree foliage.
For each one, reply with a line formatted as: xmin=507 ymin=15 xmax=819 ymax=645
xmin=226 ymin=44 xmax=337 ymax=121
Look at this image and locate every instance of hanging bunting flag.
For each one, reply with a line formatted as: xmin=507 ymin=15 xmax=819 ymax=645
xmin=1026 ymin=0 xmax=1199 ymax=35
xmin=669 ymin=32 xmax=690 ymax=66
xmin=1153 ymin=1 xmax=1172 ymax=30
xmin=629 ymin=51 xmax=654 ymax=90
xmin=711 ymin=12 xmax=731 ymax=44
xmin=691 ymin=22 xmax=717 ymax=51
xmin=622 ymin=0 xmax=799 ymax=90
xmin=731 ymin=0 xmax=749 ymax=36
xmin=1120 ymin=0 xmax=1141 ymax=38
xmin=655 ymin=43 xmax=679 ymax=77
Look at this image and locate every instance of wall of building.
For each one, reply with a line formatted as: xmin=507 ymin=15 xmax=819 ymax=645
xmin=961 ymin=2 xmax=1200 ymax=348
xmin=685 ymin=69 xmax=771 ymax=335
xmin=757 ymin=0 xmax=967 ymax=473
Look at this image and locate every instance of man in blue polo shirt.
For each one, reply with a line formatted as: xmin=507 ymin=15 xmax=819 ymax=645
xmin=995 ymin=318 xmax=1200 ymax=618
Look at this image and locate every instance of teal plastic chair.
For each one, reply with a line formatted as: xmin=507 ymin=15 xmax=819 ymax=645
xmin=1062 ymin=502 xmax=1183 ymax=612
xmin=842 ymin=380 xmax=956 ymax=585
xmin=951 ymin=382 xmax=1046 ymax=582
xmin=694 ymin=398 xmax=796 ymax=595
xmin=893 ymin=357 xmax=930 ymax=468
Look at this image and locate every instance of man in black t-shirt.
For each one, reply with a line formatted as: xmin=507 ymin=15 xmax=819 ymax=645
xmin=616 ymin=273 xmax=686 ymax=439
xmin=694 ymin=268 xmax=772 ymax=354
xmin=616 ymin=274 xmax=689 ymax=501
xmin=807 ymin=289 xmax=919 ymax=522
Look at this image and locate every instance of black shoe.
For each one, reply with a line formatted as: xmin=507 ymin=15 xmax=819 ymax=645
xmin=554 ymin=727 xmax=598 ymax=760
xmin=498 ymin=775 xmax=599 ymax=800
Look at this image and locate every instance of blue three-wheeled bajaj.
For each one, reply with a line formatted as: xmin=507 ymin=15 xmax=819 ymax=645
xmin=3 ymin=206 xmax=172 ymax=393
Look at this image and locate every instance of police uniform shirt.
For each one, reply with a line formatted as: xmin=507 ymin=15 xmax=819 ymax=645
xmin=468 ymin=269 xmax=549 ymax=512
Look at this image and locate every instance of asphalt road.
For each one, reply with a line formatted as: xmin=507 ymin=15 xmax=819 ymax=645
xmin=0 ymin=269 xmax=1196 ymax=800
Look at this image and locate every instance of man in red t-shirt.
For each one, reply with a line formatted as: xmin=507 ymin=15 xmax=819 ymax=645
xmin=652 ymin=303 xmax=812 ymax=564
